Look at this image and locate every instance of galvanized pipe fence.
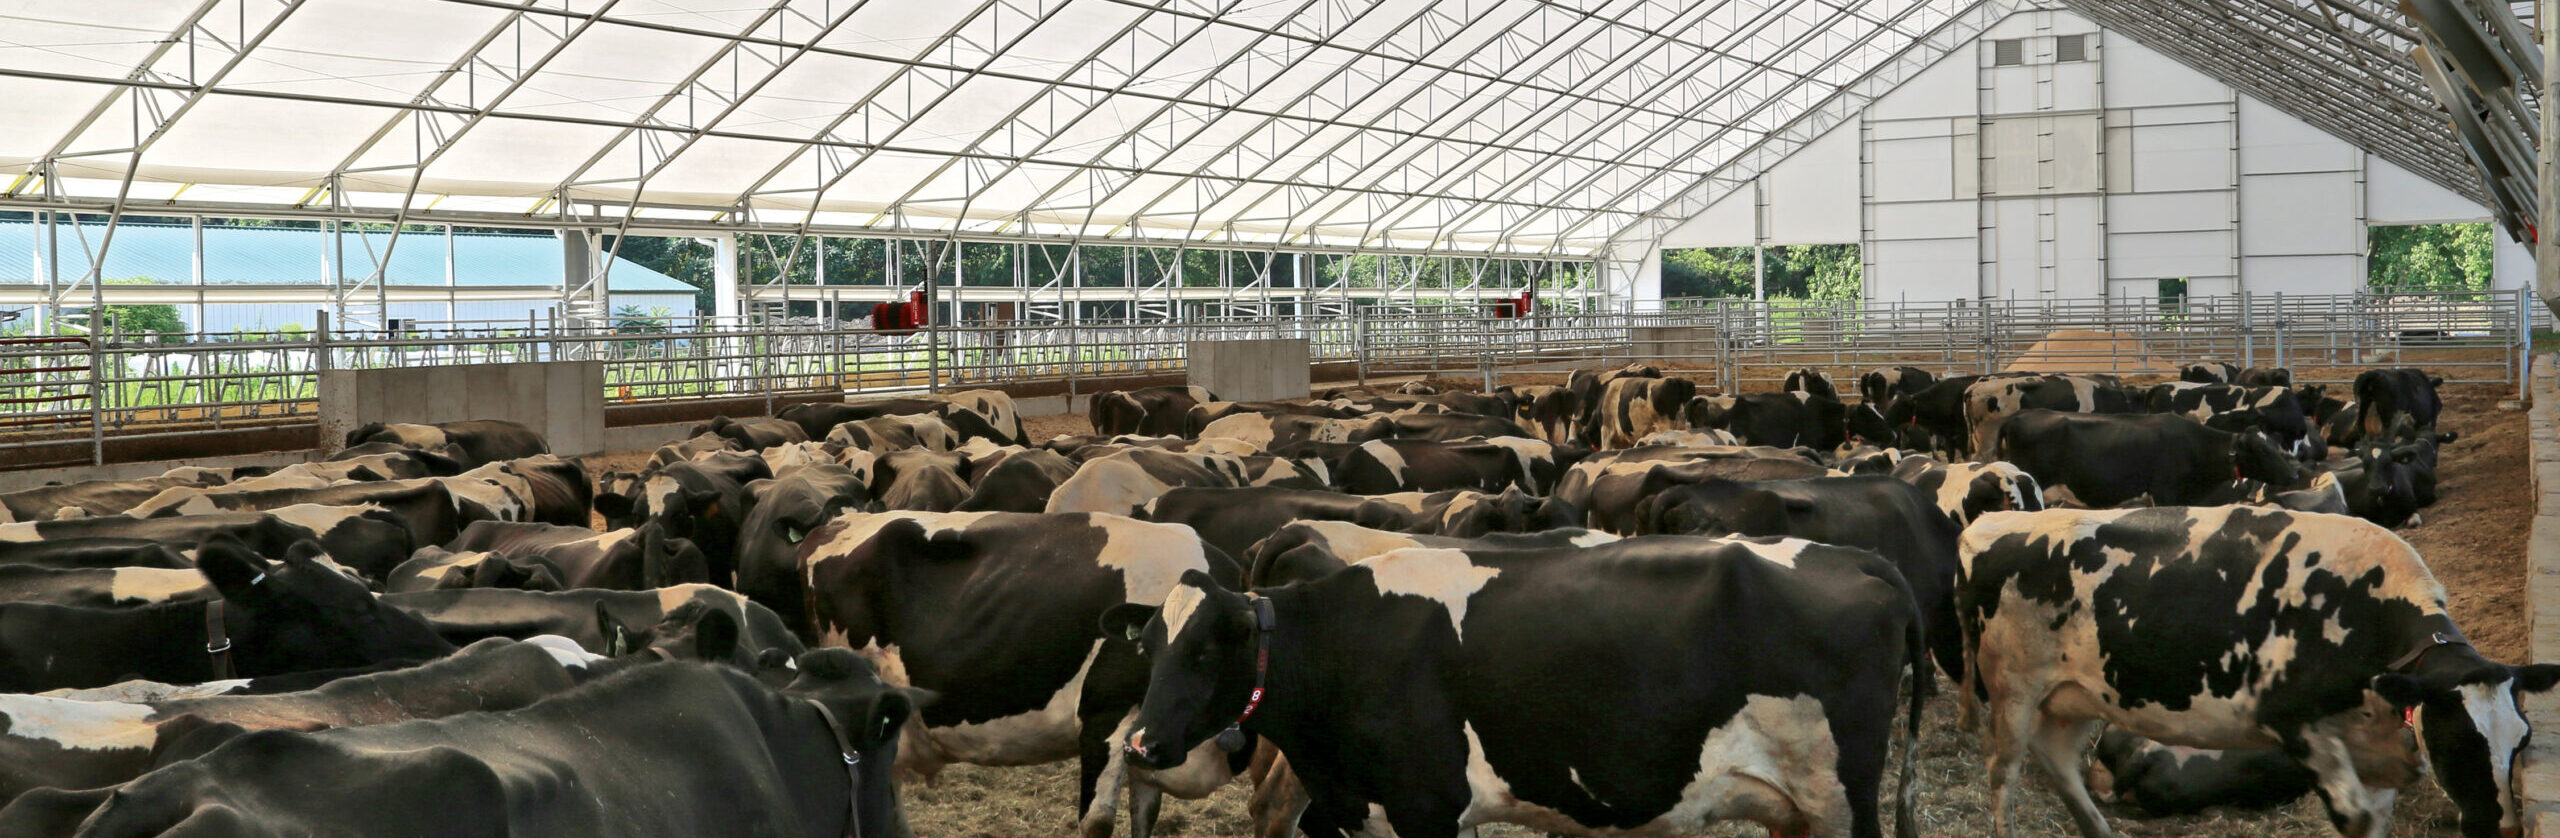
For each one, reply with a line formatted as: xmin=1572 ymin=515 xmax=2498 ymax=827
xmin=0 ymin=289 xmax=2534 ymax=466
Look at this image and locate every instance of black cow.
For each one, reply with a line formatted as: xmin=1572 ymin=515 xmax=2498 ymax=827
xmin=2181 ymin=361 xmax=2239 ymax=383
xmin=0 ymin=564 xmax=211 ymax=608
xmin=2238 ymin=366 xmax=2294 ymax=388
xmin=1859 ymin=366 xmax=1937 ymax=410
xmin=774 ymin=397 xmax=948 ymax=440
xmin=0 ymin=539 xmax=190 ymax=571
xmin=0 ymin=508 xmax=414 ymax=583
xmin=1577 ymin=456 xmax=1829 ymax=534
xmin=0 ymin=474 xmax=227 ymax=523
xmin=383 ymin=548 xmax=564 ymax=594
xmin=1238 ymin=520 xmax=1622 ymax=588
xmin=311 ymin=446 xmax=465 ymax=479
xmin=1959 ymin=506 xmax=2559 ymax=838
xmin=1388 ymin=412 xmax=1528 ymax=442
xmin=2330 ymin=440 xmax=2425 ymax=527
xmin=799 ymin=510 xmax=1244 ymax=837
xmin=0 ymin=534 xmax=457 ymax=693
xmin=5 ymin=651 xmax=916 ymax=838
xmin=1334 ymin=439 xmax=1536 ymax=495
xmin=342 ymin=419 xmax=549 ymax=468
xmin=1784 ymin=368 xmax=1840 ymax=400
xmin=1636 ymin=475 xmax=1964 ymax=682
xmin=446 ymin=520 xmax=708 ymax=591
xmin=1714 ymin=391 xmax=1869 ymax=451
xmin=958 ymin=448 xmax=1079 ymax=513
xmin=694 ymin=415 xmax=811 ymax=450
xmin=2354 ymin=368 xmax=2446 ymax=436
xmin=733 ymin=465 xmax=876 ymax=632
xmin=1103 ymin=536 xmax=1925 ymax=838
xmin=385 ymin=584 xmax=806 ymax=673
xmin=130 ymin=479 xmax=474 ymax=548
xmin=1408 ymin=487 xmax=1579 ymax=538
xmin=482 ymin=454 xmax=593 ymax=527
xmin=1996 ymin=409 xmax=2303 ymax=508
xmin=1186 ymin=401 xmax=1356 ymax=438
xmin=1883 ymin=373 xmax=2022 ymax=459
xmin=1092 ymin=386 xmax=1219 ymax=437
xmin=0 ymin=636 xmax=597 ymax=805
xmin=2092 ymin=730 xmax=2316 ymax=816
xmin=1142 ymin=486 xmax=1411 ymax=563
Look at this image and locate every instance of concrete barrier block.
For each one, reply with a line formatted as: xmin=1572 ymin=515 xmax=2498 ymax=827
xmin=318 ymin=361 xmax=604 ymax=459
xmin=1188 ymin=339 xmax=1310 ymax=403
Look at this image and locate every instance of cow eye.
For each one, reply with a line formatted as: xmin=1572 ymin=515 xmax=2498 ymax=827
xmin=785 ymin=525 xmax=807 ymax=543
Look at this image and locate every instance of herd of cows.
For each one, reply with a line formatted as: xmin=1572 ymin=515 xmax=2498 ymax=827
xmin=0 ymin=358 xmax=2540 ymax=838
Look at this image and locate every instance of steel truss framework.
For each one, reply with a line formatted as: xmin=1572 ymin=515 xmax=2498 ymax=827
xmin=0 ymin=0 xmax=2509 ymax=327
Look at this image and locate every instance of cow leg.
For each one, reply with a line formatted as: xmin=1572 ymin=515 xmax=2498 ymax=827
xmin=1979 ymin=687 xmax=2037 ymax=838
xmin=1127 ymin=783 xmax=1164 ymax=838
xmin=1249 ymin=749 xmax=1311 ymax=838
xmin=2025 ymin=715 xmax=2111 ymax=838
xmin=1077 ymin=713 xmax=1131 ymax=838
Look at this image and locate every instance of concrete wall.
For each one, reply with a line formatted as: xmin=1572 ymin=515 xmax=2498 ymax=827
xmin=2523 ymin=354 xmax=2560 ymax=837
xmin=1630 ymin=327 xmax=1721 ymax=364
xmin=319 ymin=361 xmax=606 ymax=456
xmin=1189 ymin=339 xmax=1311 ymax=403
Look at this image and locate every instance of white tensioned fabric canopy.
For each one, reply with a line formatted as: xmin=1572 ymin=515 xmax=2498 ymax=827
xmin=0 ymin=0 xmax=2494 ymax=262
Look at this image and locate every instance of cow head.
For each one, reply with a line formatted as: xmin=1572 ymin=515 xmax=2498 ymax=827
xmin=1783 ymin=368 xmax=1837 ymax=400
xmin=198 ymin=533 xmax=458 ymax=675
xmin=1102 ymin=570 xmax=1261 ymax=772
xmin=2345 ymin=444 xmax=2422 ymax=528
xmin=2375 ymin=655 xmax=2560 ymax=838
xmin=1845 ymin=403 xmax=1895 ymax=447
xmin=783 ymin=648 xmax=924 ymax=838
xmin=637 ymin=523 xmax=711 ymax=588
xmin=734 ymin=466 xmax=873 ymax=613
xmin=2230 ymin=428 xmax=2307 ymax=489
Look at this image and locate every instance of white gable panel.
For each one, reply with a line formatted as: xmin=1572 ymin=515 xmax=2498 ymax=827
xmin=1659 ymin=190 xmax=1756 ymax=249
xmin=2100 ymin=35 xmax=2230 ymax=108
xmin=1764 ymin=122 xmax=1862 ymax=245
xmin=2366 ymin=156 xmax=2488 ymax=224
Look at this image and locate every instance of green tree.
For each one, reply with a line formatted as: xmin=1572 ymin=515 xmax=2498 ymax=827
xmin=2368 ymin=223 xmax=2493 ymax=291
xmin=94 ymin=278 xmax=185 ymax=335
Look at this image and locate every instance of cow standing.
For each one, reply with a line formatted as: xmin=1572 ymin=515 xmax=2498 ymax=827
xmin=1960 ymin=506 xmax=2560 ymax=838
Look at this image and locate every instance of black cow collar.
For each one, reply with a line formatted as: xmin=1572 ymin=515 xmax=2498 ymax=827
xmin=803 ymin=697 xmax=866 ymax=838
xmin=1213 ymin=593 xmax=1279 ymax=754
xmin=2388 ymin=632 xmax=2467 ymax=672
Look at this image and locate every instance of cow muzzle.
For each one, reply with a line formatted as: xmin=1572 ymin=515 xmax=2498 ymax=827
xmin=1123 ymin=732 xmax=1185 ymax=771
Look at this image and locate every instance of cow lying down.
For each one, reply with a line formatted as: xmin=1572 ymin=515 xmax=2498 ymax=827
xmin=0 ymin=650 xmax=917 ymax=838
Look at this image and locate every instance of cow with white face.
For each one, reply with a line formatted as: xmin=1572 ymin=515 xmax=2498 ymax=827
xmin=1959 ymin=505 xmax=2559 ymax=838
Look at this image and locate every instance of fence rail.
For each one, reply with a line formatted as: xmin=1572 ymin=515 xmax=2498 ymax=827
xmin=0 ymin=289 xmax=2534 ymax=465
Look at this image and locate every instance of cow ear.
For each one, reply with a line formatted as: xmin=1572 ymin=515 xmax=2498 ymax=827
xmin=196 ymin=534 xmax=275 ymax=600
xmin=2372 ymin=673 xmax=2431 ymax=708
xmin=690 ymin=607 xmax=740 ymax=663
xmin=1099 ymin=603 xmax=1159 ymax=643
xmin=596 ymin=602 xmax=636 ymax=657
xmin=2429 ymin=376 xmax=2445 ymax=388
xmin=2514 ymin=664 xmax=2560 ymax=694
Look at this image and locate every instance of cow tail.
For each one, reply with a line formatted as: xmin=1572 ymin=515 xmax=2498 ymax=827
xmin=1897 ymin=609 xmax=1926 ymax=838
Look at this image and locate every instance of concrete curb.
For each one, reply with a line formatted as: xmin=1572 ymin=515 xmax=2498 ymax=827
xmin=2523 ymin=353 xmax=2560 ymax=837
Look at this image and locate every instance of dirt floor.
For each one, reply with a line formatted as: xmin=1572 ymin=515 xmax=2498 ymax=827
xmin=577 ymin=377 xmax=2530 ymax=838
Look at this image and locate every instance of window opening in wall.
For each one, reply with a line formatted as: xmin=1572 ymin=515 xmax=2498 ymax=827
xmin=2056 ymin=34 xmax=2087 ymax=62
xmin=1660 ymin=244 xmax=1862 ymax=302
xmin=2367 ymin=222 xmax=2492 ymax=292
xmin=1993 ymin=39 xmax=2024 ymax=66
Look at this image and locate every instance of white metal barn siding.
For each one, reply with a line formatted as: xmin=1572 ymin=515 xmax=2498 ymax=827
xmin=1663 ymin=7 xmax=2534 ymax=303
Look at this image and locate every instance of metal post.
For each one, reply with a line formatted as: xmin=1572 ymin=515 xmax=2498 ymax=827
xmin=2240 ymin=292 xmax=2256 ymax=369
xmin=761 ymin=312 xmax=776 ymax=417
xmin=1354 ymin=305 xmax=1369 ymax=387
xmin=86 ymin=317 xmax=105 ymax=466
xmin=925 ymin=242 xmax=942 ymax=394
xmin=2519 ymin=286 xmax=2532 ymax=401
xmin=1979 ymin=298 xmax=1995 ymax=375
xmin=2273 ymin=292 xmax=2287 ymax=372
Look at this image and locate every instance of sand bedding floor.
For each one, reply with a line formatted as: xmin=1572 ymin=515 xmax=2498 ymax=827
xmin=575 ymin=385 xmax=2529 ymax=838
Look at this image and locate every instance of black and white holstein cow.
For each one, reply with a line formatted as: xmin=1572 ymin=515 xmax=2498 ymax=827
xmin=1887 ymin=456 xmax=2044 ymax=527
xmin=1959 ymin=506 xmax=2560 ymax=838
xmin=1783 ymin=367 xmax=1840 ymax=400
xmin=1333 ymin=438 xmax=1565 ymax=496
xmin=796 ymin=510 xmax=1244 ymax=838
xmin=1859 ymin=367 xmax=1938 ymax=412
xmin=1995 ymin=409 xmax=2305 ymax=508
xmin=341 ymin=419 xmax=549 ymax=469
xmin=1494 ymin=384 xmax=1579 ymax=446
xmin=1104 ymin=535 xmax=1927 ymax=838
xmin=7 ymin=650 xmax=916 ymax=838
xmin=2144 ymin=383 xmax=2322 ymax=461
xmin=2355 ymin=367 xmax=2446 ymax=438
xmin=1091 ymin=386 xmax=1219 ymax=437
xmin=1590 ymin=375 xmax=1699 ymax=449
xmin=0 ymin=506 xmax=415 ymax=583
xmin=386 ymin=584 xmax=806 ymax=673
xmin=444 ymin=519 xmax=709 ymax=591
xmin=0 ymin=534 xmax=458 ymax=693
xmin=958 ymin=448 xmax=1080 ymax=513
xmin=0 ymin=473 xmax=231 ymax=522
xmin=1964 ymin=374 xmax=2137 ymax=461
xmin=2181 ymin=361 xmax=2240 ymax=384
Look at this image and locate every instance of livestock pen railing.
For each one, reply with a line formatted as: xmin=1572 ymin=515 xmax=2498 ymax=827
xmin=0 ymin=288 xmax=2534 ymax=465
